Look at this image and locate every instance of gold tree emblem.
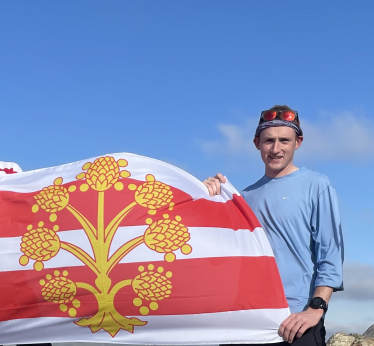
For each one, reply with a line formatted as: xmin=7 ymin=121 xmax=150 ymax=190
xmin=19 ymin=156 xmax=193 ymax=337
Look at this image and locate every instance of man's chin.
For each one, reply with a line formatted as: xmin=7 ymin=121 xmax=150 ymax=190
xmin=266 ymin=162 xmax=285 ymax=171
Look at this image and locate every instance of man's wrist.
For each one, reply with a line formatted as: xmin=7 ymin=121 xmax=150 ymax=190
xmin=306 ymin=307 xmax=324 ymax=317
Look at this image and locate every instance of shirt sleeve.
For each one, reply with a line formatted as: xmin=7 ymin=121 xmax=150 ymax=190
xmin=311 ymin=184 xmax=344 ymax=291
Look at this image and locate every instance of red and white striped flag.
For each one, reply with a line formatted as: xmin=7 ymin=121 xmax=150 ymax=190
xmin=0 ymin=153 xmax=289 ymax=345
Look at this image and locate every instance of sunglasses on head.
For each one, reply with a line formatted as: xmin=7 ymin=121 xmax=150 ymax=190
xmin=261 ymin=109 xmax=299 ymax=122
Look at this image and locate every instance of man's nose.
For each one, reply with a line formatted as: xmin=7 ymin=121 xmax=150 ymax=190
xmin=272 ymin=140 xmax=281 ymax=153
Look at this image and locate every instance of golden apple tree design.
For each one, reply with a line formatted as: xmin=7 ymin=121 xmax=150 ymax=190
xmin=18 ymin=156 xmax=193 ymax=337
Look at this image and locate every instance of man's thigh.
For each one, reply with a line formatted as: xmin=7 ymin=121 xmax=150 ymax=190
xmin=292 ymin=318 xmax=326 ymax=346
xmin=220 ymin=318 xmax=326 ymax=346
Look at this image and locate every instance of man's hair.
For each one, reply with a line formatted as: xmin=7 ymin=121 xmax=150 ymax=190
xmin=269 ymin=104 xmax=291 ymax=112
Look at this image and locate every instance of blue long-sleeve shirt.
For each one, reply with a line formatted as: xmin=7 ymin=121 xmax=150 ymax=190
xmin=241 ymin=167 xmax=344 ymax=313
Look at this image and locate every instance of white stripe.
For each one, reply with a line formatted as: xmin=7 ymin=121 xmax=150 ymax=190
xmin=0 ymin=227 xmax=273 ymax=272
xmin=0 ymin=308 xmax=290 ymax=345
xmin=0 ymin=161 xmax=23 ymax=173
xmin=0 ymin=153 xmax=238 ymax=203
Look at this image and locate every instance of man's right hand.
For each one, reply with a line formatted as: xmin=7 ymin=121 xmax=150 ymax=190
xmin=202 ymin=173 xmax=226 ymax=197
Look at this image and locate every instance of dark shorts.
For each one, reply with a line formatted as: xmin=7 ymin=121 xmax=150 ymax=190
xmin=16 ymin=344 xmax=52 ymax=346
xmin=220 ymin=318 xmax=326 ymax=346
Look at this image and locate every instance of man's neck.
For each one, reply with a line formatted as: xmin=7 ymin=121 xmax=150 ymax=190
xmin=265 ymin=165 xmax=299 ymax=179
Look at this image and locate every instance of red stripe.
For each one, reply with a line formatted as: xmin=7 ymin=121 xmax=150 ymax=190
xmin=0 ymin=168 xmax=17 ymax=174
xmin=0 ymin=256 xmax=287 ymax=321
xmin=0 ymin=179 xmax=261 ymax=238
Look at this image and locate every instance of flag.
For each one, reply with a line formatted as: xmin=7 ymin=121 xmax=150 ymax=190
xmin=0 ymin=153 xmax=289 ymax=344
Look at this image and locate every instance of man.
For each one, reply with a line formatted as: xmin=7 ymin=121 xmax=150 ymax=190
xmin=0 ymin=160 xmax=52 ymax=346
xmin=203 ymin=105 xmax=344 ymax=346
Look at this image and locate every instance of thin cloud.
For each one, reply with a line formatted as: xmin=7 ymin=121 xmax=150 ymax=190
xmin=200 ymin=112 xmax=374 ymax=163
xmin=332 ymin=262 xmax=374 ymax=301
xmin=314 ymin=262 xmax=374 ymax=337
xmin=200 ymin=122 xmax=258 ymax=157
xmin=300 ymin=112 xmax=374 ymax=161
xmin=325 ymin=321 xmax=372 ymax=338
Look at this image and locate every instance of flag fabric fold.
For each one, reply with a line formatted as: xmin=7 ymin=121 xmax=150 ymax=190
xmin=0 ymin=153 xmax=289 ymax=345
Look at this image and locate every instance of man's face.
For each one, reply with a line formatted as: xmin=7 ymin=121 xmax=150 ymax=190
xmin=253 ymin=126 xmax=303 ymax=178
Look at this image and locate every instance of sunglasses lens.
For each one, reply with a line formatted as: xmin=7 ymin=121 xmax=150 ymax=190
xmin=262 ymin=111 xmax=277 ymax=121
xmin=282 ymin=111 xmax=296 ymax=121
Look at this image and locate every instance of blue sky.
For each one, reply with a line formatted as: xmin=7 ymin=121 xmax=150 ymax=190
xmin=1 ymin=0 xmax=374 ymax=337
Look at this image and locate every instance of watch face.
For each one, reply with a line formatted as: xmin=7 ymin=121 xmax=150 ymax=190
xmin=313 ymin=298 xmax=322 ymax=306
xmin=309 ymin=297 xmax=327 ymax=312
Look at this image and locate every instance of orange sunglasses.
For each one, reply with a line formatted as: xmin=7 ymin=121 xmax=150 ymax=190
xmin=261 ymin=109 xmax=298 ymax=122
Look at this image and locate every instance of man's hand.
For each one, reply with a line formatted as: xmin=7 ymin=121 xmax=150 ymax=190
xmin=278 ymin=308 xmax=323 ymax=343
xmin=202 ymin=173 xmax=226 ymax=197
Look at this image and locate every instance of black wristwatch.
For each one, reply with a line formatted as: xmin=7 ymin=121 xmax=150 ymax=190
xmin=309 ymin=297 xmax=328 ymax=312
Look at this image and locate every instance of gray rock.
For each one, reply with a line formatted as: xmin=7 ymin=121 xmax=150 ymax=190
xmin=364 ymin=325 xmax=374 ymax=339
xmin=327 ymin=332 xmax=356 ymax=346
xmin=327 ymin=327 xmax=374 ymax=346
xmin=354 ymin=337 xmax=374 ymax=346
xmin=350 ymin=333 xmax=363 ymax=343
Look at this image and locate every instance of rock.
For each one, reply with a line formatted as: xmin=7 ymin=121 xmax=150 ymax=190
xmin=364 ymin=325 xmax=374 ymax=339
xmin=355 ymin=337 xmax=374 ymax=346
xmin=327 ymin=324 xmax=374 ymax=346
xmin=327 ymin=332 xmax=356 ymax=346
xmin=350 ymin=333 xmax=363 ymax=344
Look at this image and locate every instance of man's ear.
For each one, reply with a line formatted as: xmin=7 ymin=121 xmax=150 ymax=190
xmin=295 ymin=135 xmax=303 ymax=150
xmin=253 ymin=137 xmax=260 ymax=150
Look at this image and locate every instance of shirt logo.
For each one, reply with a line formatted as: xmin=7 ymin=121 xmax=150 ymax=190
xmin=282 ymin=197 xmax=290 ymax=199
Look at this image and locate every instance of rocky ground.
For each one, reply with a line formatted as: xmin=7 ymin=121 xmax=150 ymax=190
xmin=327 ymin=325 xmax=374 ymax=346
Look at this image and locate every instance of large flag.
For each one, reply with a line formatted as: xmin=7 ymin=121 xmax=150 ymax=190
xmin=0 ymin=153 xmax=289 ymax=345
